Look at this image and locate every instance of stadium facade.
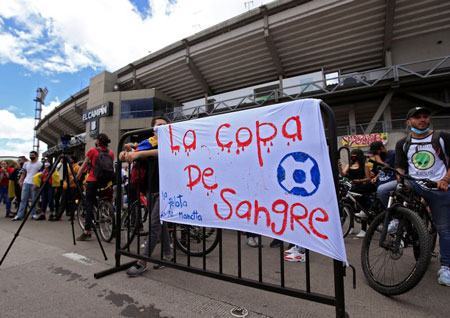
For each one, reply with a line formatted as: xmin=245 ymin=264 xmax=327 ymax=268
xmin=35 ymin=0 xmax=450 ymax=157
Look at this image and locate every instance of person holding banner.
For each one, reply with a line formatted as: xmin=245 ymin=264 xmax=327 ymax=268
xmin=120 ymin=116 xmax=173 ymax=276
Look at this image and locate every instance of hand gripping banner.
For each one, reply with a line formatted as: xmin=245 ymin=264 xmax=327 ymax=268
xmin=158 ymin=99 xmax=347 ymax=263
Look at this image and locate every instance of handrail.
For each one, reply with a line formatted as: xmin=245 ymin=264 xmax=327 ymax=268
xmin=167 ymin=55 xmax=450 ymax=122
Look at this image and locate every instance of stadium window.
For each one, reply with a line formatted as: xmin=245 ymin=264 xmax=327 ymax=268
xmin=121 ymin=98 xmax=153 ymax=119
xmin=325 ymin=72 xmax=339 ymax=86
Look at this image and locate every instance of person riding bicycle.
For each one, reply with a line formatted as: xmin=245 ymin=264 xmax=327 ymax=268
xmin=395 ymin=106 xmax=450 ymax=287
xmin=369 ymin=141 xmax=397 ymax=208
xmin=119 ymin=116 xmax=173 ymax=276
xmin=76 ymin=133 xmax=114 ymax=241
xmin=340 ymin=148 xmax=376 ymax=238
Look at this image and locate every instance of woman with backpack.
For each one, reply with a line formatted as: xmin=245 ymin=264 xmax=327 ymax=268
xmin=76 ymin=133 xmax=114 ymax=241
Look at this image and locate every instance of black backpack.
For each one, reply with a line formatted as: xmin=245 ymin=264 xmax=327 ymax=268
xmin=94 ymin=148 xmax=114 ymax=186
xmin=403 ymin=131 xmax=449 ymax=168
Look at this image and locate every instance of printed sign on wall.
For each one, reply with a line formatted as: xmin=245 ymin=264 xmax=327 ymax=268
xmin=341 ymin=133 xmax=388 ymax=148
xmin=158 ymin=99 xmax=347 ymax=262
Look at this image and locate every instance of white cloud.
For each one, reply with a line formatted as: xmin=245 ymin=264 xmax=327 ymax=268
xmin=0 ymin=108 xmax=34 ymax=156
xmin=0 ymin=0 xmax=271 ymax=74
xmin=0 ymin=139 xmax=34 ymax=157
xmin=0 ymin=109 xmax=34 ymax=140
xmin=0 ymin=107 xmax=50 ymax=156
xmin=41 ymin=97 xmax=60 ymax=117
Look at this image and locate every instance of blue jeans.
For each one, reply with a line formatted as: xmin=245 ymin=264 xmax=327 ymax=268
xmin=0 ymin=185 xmax=11 ymax=213
xmin=377 ymin=180 xmax=397 ymax=208
xmin=413 ymin=183 xmax=450 ymax=267
xmin=40 ymin=185 xmax=54 ymax=215
xmin=16 ymin=183 xmax=38 ymax=219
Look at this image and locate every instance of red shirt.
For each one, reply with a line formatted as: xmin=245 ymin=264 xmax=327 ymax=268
xmin=86 ymin=146 xmax=114 ymax=182
xmin=0 ymin=169 xmax=9 ymax=187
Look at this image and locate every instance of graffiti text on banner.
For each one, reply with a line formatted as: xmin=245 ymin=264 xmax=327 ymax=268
xmin=158 ymin=99 xmax=347 ymax=263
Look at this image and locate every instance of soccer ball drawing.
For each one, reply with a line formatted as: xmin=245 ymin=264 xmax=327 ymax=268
xmin=277 ymin=152 xmax=321 ymax=197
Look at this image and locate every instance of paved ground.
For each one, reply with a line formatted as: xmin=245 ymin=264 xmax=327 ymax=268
xmin=0 ymin=205 xmax=448 ymax=318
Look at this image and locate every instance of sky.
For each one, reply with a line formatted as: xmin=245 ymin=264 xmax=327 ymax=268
xmin=0 ymin=0 xmax=270 ymax=157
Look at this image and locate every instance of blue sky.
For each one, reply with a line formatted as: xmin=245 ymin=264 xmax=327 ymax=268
xmin=0 ymin=0 xmax=268 ymax=156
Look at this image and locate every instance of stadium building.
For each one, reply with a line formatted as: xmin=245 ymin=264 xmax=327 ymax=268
xmin=35 ymin=0 xmax=450 ymax=157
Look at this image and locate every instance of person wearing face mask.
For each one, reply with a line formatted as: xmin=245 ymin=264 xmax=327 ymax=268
xmin=13 ymin=151 xmax=43 ymax=221
xmin=119 ymin=116 xmax=173 ymax=276
xmin=395 ymin=106 xmax=450 ymax=287
xmin=76 ymin=133 xmax=114 ymax=241
xmin=10 ymin=157 xmax=27 ymax=213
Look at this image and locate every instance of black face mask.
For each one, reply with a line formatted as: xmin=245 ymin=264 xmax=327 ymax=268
xmin=350 ymin=156 xmax=357 ymax=163
xmin=379 ymin=151 xmax=387 ymax=161
xmin=30 ymin=156 xmax=36 ymax=161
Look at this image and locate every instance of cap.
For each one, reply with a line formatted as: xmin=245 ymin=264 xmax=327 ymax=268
xmin=406 ymin=106 xmax=431 ymax=119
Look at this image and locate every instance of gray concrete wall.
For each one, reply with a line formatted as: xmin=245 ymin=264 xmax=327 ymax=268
xmin=391 ymin=29 xmax=450 ymax=65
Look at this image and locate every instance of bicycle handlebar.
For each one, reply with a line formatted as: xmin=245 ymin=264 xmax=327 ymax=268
xmin=368 ymin=159 xmax=437 ymax=189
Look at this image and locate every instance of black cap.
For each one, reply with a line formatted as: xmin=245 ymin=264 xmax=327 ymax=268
xmin=406 ymin=106 xmax=431 ymax=119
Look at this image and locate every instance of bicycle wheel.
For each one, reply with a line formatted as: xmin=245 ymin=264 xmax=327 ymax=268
xmin=120 ymin=201 xmax=148 ymax=250
xmin=174 ymin=225 xmax=219 ymax=257
xmin=340 ymin=202 xmax=354 ymax=238
xmin=361 ymin=206 xmax=432 ymax=295
xmin=98 ymin=201 xmax=115 ymax=242
xmin=76 ymin=202 xmax=86 ymax=231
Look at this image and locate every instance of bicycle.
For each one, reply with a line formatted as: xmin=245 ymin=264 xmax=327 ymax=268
xmin=76 ymin=185 xmax=115 ymax=242
xmin=338 ymin=177 xmax=384 ymax=238
xmin=360 ymin=160 xmax=437 ymax=295
xmin=120 ymin=192 xmax=219 ymax=256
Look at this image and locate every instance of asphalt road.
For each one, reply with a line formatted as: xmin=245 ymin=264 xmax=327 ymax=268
xmin=0 ymin=205 xmax=448 ymax=318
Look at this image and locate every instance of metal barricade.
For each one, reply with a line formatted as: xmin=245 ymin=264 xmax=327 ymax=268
xmin=95 ymin=101 xmax=348 ymax=318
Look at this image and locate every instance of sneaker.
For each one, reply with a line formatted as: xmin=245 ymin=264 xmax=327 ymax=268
xmin=76 ymin=232 xmax=92 ymax=241
xmin=127 ymin=262 xmax=148 ymax=277
xmin=247 ymin=237 xmax=258 ymax=248
xmin=388 ymin=219 xmax=399 ymax=234
xmin=36 ymin=214 xmax=46 ymax=221
xmin=438 ymin=266 xmax=450 ymax=286
xmin=284 ymin=251 xmax=306 ymax=262
xmin=284 ymin=245 xmax=300 ymax=255
xmin=247 ymin=237 xmax=261 ymax=248
xmin=12 ymin=216 xmax=23 ymax=221
xmin=355 ymin=211 xmax=368 ymax=219
xmin=356 ymin=230 xmax=366 ymax=238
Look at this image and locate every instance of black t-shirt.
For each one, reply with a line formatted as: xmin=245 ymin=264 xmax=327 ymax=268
xmin=10 ymin=168 xmax=22 ymax=182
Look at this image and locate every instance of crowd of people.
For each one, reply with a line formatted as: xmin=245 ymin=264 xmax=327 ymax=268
xmin=1 ymin=106 xmax=448 ymax=288
xmin=1 ymin=153 xmax=81 ymax=222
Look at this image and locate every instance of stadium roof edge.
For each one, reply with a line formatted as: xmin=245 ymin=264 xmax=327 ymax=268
xmin=115 ymin=0 xmax=314 ymax=77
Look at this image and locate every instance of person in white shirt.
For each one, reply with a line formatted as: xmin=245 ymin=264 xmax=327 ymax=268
xmin=395 ymin=106 xmax=450 ymax=287
xmin=13 ymin=151 xmax=43 ymax=221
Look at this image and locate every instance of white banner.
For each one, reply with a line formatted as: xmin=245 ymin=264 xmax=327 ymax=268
xmin=158 ymin=99 xmax=347 ymax=263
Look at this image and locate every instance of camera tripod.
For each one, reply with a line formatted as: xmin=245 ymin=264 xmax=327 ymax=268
xmin=0 ymin=147 xmax=108 ymax=266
